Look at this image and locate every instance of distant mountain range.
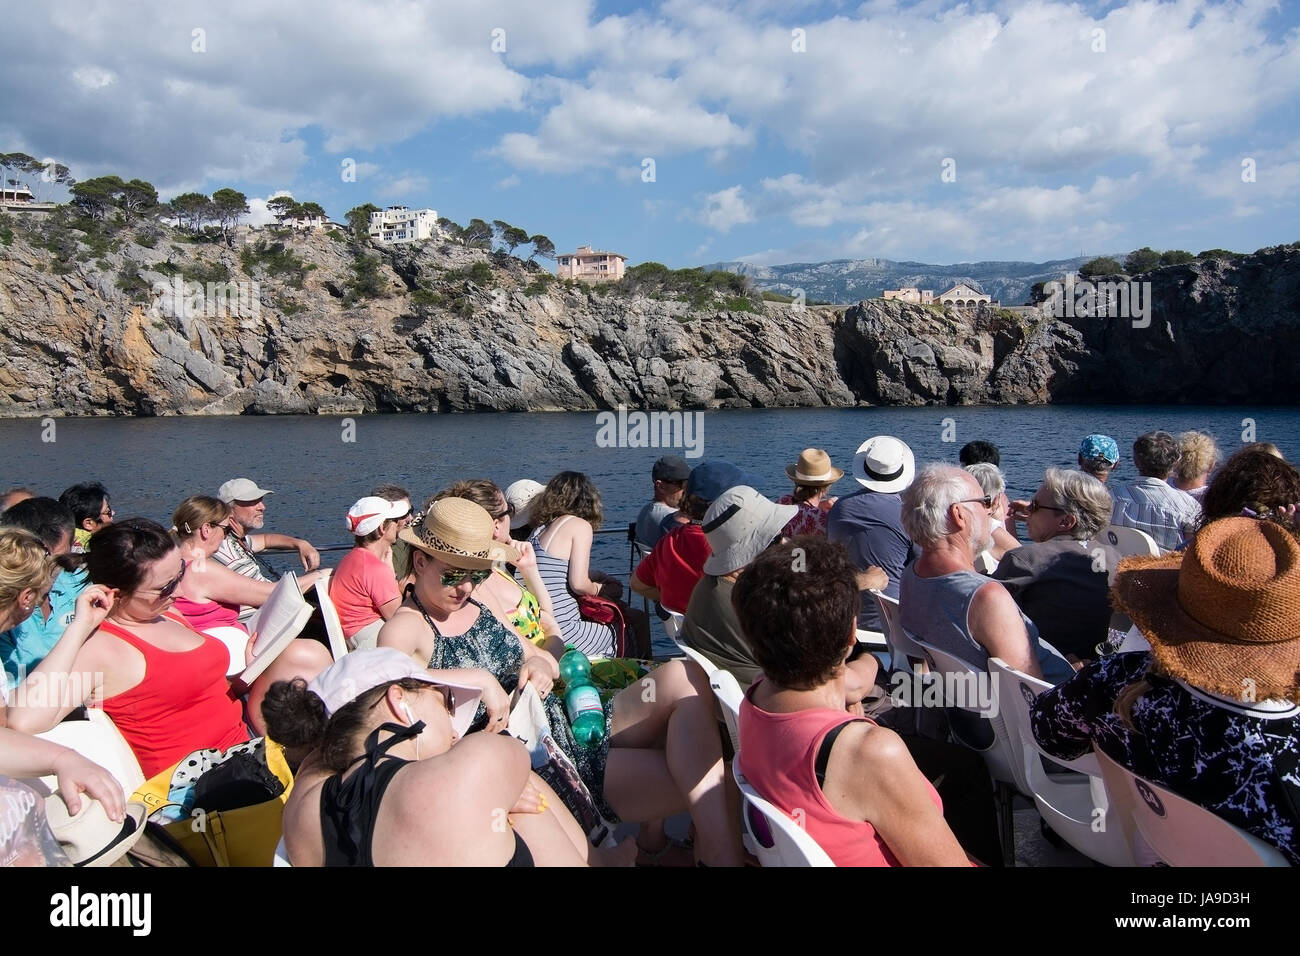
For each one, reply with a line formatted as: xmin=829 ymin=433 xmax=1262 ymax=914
xmin=706 ymin=255 xmax=1105 ymax=306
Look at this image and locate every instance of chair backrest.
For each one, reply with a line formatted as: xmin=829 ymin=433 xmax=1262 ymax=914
xmin=709 ymin=668 xmax=744 ymax=756
xmin=871 ymin=590 xmax=927 ymax=673
xmin=733 ymin=764 xmax=835 ymax=867
xmin=974 ymin=550 xmax=999 ymax=574
xmin=316 ymin=577 xmax=350 ymax=661
xmin=1092 ymin=749 xmax=1290 ymax=867
xmin=675 ymin=638 xmax=718 ymax=678
xmin=663 ymin=611 xmax=685 ymax=642
xmin=912 ymin=635 xmax=1016 ymax=786
xmin=1090 ymin=524 xmax=1160 ymax=558
xmin=987 ymin=656 xmax=1100 ymax=782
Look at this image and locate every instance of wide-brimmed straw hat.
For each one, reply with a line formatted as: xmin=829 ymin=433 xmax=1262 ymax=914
xmin=785 ymin=448 xmax=844 ymax=487
xmin=398 ymin=497 xmax=519 ymax=570
xmin=1112 ymin=516 xmax=1300 ymax=702
xmin=852 ymin=436 xmax=915 ymax=493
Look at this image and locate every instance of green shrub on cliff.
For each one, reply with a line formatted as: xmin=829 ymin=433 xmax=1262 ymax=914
xmin=240 ymin=239 xmax=312 ymax=289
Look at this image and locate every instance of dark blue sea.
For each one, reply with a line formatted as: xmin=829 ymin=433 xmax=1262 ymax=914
xmin=2 ymin=406 xmax=1293 ymax=653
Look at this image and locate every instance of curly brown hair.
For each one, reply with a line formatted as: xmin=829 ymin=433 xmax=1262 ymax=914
xmin=731 ymin=536 xmax=858 ymax=690
xmin=1199 ymin=447 xmax=1300 ymax=530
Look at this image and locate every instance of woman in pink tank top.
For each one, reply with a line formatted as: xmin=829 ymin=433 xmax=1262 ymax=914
xmin=733 ymin=537 xmax=971 ymax=866
xmin=7 ymin=519 xmax=330 ymax=778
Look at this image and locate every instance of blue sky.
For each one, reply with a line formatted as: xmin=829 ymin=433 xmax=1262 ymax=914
xmin=2 ymin=0 xmax=1297 ymax=267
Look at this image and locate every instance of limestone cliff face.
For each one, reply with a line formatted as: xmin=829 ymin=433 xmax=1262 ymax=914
xmin=0 ymin=223 xmax=1295 ymax=417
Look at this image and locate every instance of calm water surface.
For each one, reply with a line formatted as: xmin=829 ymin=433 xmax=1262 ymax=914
xmin=2 ymin=406 xmax=1294 ymax=651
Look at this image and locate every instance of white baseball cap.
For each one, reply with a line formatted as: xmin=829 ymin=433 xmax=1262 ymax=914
xmin=505 ymin=479 xmax=544 ymax=530
xmin=308 ymin=648 xmax=483 ymax=737
xmin=346 ymin=496 xmax=408 ymax=536
xmin=218 ymin=478 xmax=274 ymax=504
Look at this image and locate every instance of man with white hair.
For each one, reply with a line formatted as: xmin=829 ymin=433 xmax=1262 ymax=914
xmin=899 ymin=464 xmax=1073 ymax=684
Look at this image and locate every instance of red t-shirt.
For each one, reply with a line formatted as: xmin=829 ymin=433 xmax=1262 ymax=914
xmin=633 ymin=523 xmax=711 ymax=614
xmin=330 ymin=547 xmax=400 ymax=637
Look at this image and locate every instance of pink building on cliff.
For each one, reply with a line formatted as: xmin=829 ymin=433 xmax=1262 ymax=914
xmin=556 ymin=245 xmax=626 ymax=282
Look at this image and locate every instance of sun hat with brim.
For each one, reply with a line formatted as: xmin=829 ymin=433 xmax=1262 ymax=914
xmin=217 ymin=478 xmax=274 ymax=504
xmin=45 ymin=792 xmax=147 ymax=867
xmin=398 ymin=497 xmax=520 ymax=569
xmin=785 ymin=448 xmax=844 ymax=487
xmin=308 ymin=648 xmax=484 ymax=738
xmin=701 ymin=486 xmax=799 ymax=576
xmin=346 ymin=496 xmax=408 ymax=537
xmin=1112 ymin=517 xmax=1300 ymax=703
xmin=504 ymin=479 xmax=544 ymax=531
xmin=852 ymin=436 xmax=915 ymax=493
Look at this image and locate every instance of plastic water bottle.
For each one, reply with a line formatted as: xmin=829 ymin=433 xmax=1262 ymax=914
xmin=560 ymin=647 xmax=605 ymax=748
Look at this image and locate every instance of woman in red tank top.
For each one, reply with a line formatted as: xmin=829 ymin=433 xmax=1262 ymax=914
xmin=8 ymin=519 xmax=328 ymax=779
xmin=732 ymin=537 xmax=971 ymax=866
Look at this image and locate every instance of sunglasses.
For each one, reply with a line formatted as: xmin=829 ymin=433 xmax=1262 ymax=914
xmin=148 ymin=560 xmax=188 ymax=600
xmin=959 ymin=495 xmax=994 ymax=509
xmin=489 ymin=502 xmax=515 ymax=522
xmin=1028 ymin=500 xmax=1066 ymax=515
xmin=439 ymin=567 xmax=492 ymax=588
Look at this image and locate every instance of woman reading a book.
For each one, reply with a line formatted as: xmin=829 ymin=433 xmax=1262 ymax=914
xmin=6 ymin=519 xmax=330 ymax=776
xmin=169 ymin=495 xmax=332 ymax=728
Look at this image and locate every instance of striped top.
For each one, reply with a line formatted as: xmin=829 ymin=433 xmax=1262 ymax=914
xmin=214 ymin=533 xmax=275 ymax=625
xmin=529 ymin=522 xmax=616 ymax=658
xmin=1110 ymin=477 xmax=1201 ymax=552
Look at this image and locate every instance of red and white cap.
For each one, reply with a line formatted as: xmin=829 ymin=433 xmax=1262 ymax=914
xmin=346 ymin=496 xmax=408 ymax=536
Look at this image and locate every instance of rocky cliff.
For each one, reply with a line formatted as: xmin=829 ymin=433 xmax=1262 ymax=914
xmin=0 ymin=219 xmax=1295 ymax=417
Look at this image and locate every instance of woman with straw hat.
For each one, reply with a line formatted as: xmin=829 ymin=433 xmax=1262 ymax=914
xmin=1030 ymin=517 xmax=1300 ymax=864
xmin=778 ymin=448 xmax=844 ymax=537
xmin=379 ymin=497 xmax=744 ymax=865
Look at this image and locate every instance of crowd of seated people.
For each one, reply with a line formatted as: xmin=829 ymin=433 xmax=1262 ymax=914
xmin=2 ymin=424 xmax=1297 ymax=868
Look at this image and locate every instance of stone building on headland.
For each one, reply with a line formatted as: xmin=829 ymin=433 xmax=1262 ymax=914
xmin=882 ymin=287 xmax=934 ymax=304
xmin=937 ymin=282 xmax=991 ymax=308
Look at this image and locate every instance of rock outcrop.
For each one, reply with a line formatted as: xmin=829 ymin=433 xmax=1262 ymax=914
xmin=0 ymin=221 xmax=1295 ymax=417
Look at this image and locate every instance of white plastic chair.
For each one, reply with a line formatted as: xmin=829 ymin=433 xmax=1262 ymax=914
xmin=662 ymin=611 xmax=685 ymax=642
xmin=674 ymin=638 xmax=719 ymax=679
xmin=1089 ymin=524 xmax=1160 ymax=558
xmin=273 ymin=835 xmax=293 ymax=867
xmin=988 ymin=657 xmax=1133 ymax=866
xmin=974 ymin=550 xmax=999 ymax=574
xmin=910 ymin=635 xmax=1023 ymax=863
xmin=733 ymin=764 xmax=835 ymax=867
xmin=1092 ymin=749 xmax=1290 ymax=867
xmin=708 ymin=668 xmax=744 ymax=756
xmin=316 ymin=578 xmax=350 ymax=662
xmin=870 ymin=590 xmax=928 ymax=674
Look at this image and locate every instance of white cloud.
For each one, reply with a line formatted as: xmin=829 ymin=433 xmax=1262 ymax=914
xmin=71 ymin=66 xmax=115 ymax=89
xmin=495 ymin=174 xmax=521 ymax=189
xmin=375 ymin=174 xmax=430 ymax=201
xmin=695 ymin=185 xmax=755 ymax=232
xmin=246 ymin=190 xmax=295 ymax=227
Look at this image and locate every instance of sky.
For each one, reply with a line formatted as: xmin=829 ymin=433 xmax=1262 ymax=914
xmin=1 ymin=0 xmax=1297 ymax=268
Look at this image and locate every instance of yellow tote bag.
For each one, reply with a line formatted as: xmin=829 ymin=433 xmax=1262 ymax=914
xmin=131 ymin=738 xmax=294 ymax=867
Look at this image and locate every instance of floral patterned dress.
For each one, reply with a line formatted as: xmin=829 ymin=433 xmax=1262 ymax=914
xmin=409 ymin=593 xmax=617 ymax=820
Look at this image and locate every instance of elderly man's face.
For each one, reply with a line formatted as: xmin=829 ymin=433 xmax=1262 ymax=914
xmin=958 ymin=475 xmax=995 ymax=557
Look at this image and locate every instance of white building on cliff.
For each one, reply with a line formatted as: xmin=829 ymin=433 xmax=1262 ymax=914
xmin=369 ymin=206 xmax=439 ymax=244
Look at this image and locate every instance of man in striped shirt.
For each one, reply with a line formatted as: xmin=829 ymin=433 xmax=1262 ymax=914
xmin=1110 ymin=432 xmax=1201 ymax=552
xmin=215 ymin=477 xmax=321 ymax=623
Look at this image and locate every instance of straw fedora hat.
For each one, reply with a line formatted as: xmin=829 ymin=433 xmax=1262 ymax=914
xmin=785 ymin=448 xmax=844 ymax=487
xmin=45 ymin=792 xmax=147 ymax=867
xmin=1112 ymin=517 xmax=1300 ymax=702
xmin=398 ymin=498 xmax=520 ymax=570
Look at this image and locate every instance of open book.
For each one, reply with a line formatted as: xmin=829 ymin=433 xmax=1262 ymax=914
xmin=238 ymin=572 xmax=313 ymax=685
